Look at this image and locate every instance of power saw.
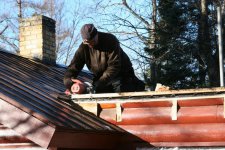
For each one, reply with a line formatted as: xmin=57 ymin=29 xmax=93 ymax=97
xmin=70 ymin=79 xmax=94 ymax=94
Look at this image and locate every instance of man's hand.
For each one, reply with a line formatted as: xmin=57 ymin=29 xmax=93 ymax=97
xmin=64 ymin=89 xmax=71 ymax=95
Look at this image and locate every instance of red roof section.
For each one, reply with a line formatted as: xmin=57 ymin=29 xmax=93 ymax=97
xmin=0 ymin=50 xmax=126 ymax=149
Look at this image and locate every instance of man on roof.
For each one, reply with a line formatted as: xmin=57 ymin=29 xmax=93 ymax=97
xmin=63 ymin=24 xmax=145 ymax=94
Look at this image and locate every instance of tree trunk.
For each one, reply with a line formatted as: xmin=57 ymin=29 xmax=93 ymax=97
xmin=150 ymin=0 xmax=158 ymax=87
xmin=17 ymin=0 xmax=22 ymax=18
xmin=198 ymin=0 xmax=219 ymax=87
xmin=222 ymin=0 xmax=225 ymax=69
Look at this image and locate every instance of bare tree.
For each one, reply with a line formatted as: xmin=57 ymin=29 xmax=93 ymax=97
xmin=17 ymin=0 xmax=22 ymax=18
xmin=0 ymin=10 xmax=19 ymax=53
xmin=91 ymin=0 xmax=156 ymax=78
xmin=19 ymin=0 xmax=86 ymax=65
xmin=0 ymin=22 xmax=8 ymax=35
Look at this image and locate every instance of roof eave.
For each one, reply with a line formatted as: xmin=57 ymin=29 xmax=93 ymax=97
xmin=0 ymin=97 xmax=56 ymax=148
xmin=49 ymin=129 xmax=124 ymax=149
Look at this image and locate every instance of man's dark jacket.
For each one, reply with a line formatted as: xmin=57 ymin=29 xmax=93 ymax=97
xmin=64 ymin=31 xmax=141 ymax=90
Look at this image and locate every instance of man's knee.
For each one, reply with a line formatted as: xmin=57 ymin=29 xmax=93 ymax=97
xmin=112 ymin=79 xmax=122 ymax=92
xmin=135 ymin=79 xmax=145 ymax=91
xmin=122 ymin=77 xmax=145 ymax=92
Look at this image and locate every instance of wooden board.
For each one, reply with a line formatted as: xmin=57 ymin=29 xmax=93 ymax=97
xmin=72 ymin=94 xmax=225 ymax=105
xmin=71 ymin=87 xmax=225 ymax=99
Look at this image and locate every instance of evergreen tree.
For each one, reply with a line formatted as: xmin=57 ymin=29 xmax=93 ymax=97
xmin=145 ymin=0 xmax=197 ymax=89
xmin=145 ymin=0 xmax=220 ymax=89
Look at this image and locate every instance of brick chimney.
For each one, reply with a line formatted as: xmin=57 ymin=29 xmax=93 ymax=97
xmin=19 ymin=15 xmax=56 ymax=65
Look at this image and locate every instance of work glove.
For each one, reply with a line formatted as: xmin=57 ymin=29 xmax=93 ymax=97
xmin=64 ymin=89 xmax=71 ymax=95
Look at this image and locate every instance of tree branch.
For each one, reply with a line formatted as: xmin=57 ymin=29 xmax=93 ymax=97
xmin=0 ymin=25 xmax=8 ymax=35
xmin=122 ymin=0 xmax=151 ymax=28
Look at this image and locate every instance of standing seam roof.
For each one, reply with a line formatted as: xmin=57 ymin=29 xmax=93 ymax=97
xmin=0 ymin=51 xmax=122 ymax=132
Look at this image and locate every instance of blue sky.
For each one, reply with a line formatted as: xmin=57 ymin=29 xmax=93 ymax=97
xmin=0 ymin=0 xmax=149 ymax=78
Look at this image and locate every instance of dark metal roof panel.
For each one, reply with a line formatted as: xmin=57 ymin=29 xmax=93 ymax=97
xmin=0 ymin=51 xmax=121 ymax=132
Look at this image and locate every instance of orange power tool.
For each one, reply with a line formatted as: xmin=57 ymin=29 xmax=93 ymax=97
xmin=70 ymin=79 xmax=86 ymax=94
xmin=70 ymin=79 xmax=94 ymax=94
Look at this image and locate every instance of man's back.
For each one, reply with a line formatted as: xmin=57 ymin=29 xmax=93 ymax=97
xmin=64 ymin=24 xmax=145 ymax=93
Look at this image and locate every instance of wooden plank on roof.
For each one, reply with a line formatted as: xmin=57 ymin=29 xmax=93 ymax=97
xmin=116 ymin=103 xmax=122 ymax=122
xmin=171 ymin=99 xmax=178 ymax=120
xmin=71 ymin=87 xmax=225 ymax=99
xmin=72 ymin=94 xmax=225 ymax=105
xmin=78 ymin=102 xmax=99 ymax=115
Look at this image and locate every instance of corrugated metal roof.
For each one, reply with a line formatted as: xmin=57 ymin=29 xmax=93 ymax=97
xmin=0 ymin=50 xmax=122 ymax=132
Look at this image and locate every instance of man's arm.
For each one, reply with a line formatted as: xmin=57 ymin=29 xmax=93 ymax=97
xmin=63 ymin=45 xmax=85 ymax=90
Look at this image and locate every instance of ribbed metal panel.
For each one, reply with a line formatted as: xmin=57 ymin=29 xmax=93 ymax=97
xmin=0 ymin=51 xmax=121 ymax=132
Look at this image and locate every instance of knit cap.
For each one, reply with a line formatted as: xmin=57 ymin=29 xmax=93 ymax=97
xmin=80 ymin=24 xmax=97 ymax=40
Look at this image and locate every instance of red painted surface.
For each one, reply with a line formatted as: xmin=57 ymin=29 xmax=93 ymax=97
xmin=119 ymin=123 xmax=225 ymax=142
xmin=99 ymin=97 xmax=223 ymax=109
xmin=0 ymin=51 xmax=125 ymax=149
xmin=3 ymin=50 xmax=225 ymax=148
xmin=143 ymin=142 xmax=225 ymax=147
xmin=178 ymin=98 xmax=223 ymax=106
xmin=121 ymin=101 xmax=172 ymax=108
xmin=100 ymin=105 xmax=225 ymax=125
xmin=98 ymin=96 xmax=225 ymax=147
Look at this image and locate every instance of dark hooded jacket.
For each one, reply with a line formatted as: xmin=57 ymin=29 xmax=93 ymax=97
xmin=64 ymin=31 xmax=139 ymax=90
